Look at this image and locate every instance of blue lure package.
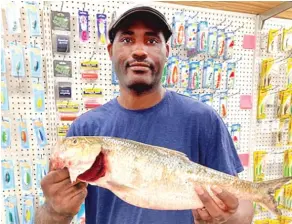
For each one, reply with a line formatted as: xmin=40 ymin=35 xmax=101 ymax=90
xmin=25 ymin=1 xmax=41 ymax=36
xmin=20 ymin=160 xmax=33 ymax=191
xmin=197 ymin=21 xmax=208 ymax=53
xmin=29 ymin=46 xmax=42 ymax=78
xmin=202 ymin=59 xmax=215 ymax=89
xmin=32 ymin=118 xmax=48 ymax=147
xmin=18 ymin=118 xmax=30 ymax=149
xmin=4 ymin=195 xmax=20 ymax=224
xmin=32 ymin=78 xmax=45 ymax=112
xmin=1 ymin=160 xmax=15 ymax=190
xmin=226 ymin=62 xmax=236 ymax=89
xmin=1 ymin=117 xmax=11 ymax=149
xmin=185 ymin=17 xmax=198 ymax=53
xmin=214 ymin=62 xmax=223 ymax=90
xmin=217 ymin=29 xmax=226 ymax=58
xmin=1 ymin=48 xmax=6 ymax=73
xmin=5 ymin=2 xmax=21 ymax=34
xmin=219 ymin=91 xmax=228 ymax=118
xmin=10 ymin=43 xmax=25 ymax=77
xmin=96 ymin=14 xmax=107 ymax=45
xmin=208 ymin=27 xmax=218 ymax=58
xmin=188 ymin=61 xmax=203 ymax=90
xmin=36 ymin=158 xmax=48 ymax=188
xmin=179 ymin=59 xmax=190 ymax=89
xmin=224 ymin=32 xmax=235 ymax=60
xmin=231 ymin=124 xmax=241 ymax=150
xmin=1 ymin=76 xmax=9 ymax=111
xmin=22 ymin=195 xmax=35 ymax=224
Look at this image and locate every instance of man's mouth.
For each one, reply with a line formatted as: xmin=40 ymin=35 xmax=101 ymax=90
xmin=127 ymin=62 xmax=152 ymax=73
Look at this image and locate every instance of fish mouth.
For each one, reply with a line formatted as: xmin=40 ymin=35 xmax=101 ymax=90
xmin=77 ymin=152 xmax=106 ymax=182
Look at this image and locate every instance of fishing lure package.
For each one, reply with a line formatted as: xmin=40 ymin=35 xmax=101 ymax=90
xmin=200 ymin=93 xmax=213 ymax=107
xmin=280 ymin=90 xmax=292 ymax=119
xmin=188 ymin=61 xmax=203 ymax=90
xmin=214 ymin=62 xmax=223 ymax=90
xmin=226 ymin=62 xmax=236 ymax=89
xmin=5 ymin=2 xmax=21 ymax=34
xmin=284 ymin=149 xmax=292 ymax=176
xmin=179 ymin=60 xmax=189 ymax=89
xmin=171 ymin=11 xmax=185 ymax=48
xmin=20 ymin=160 xmax=33 ymax=191
xmin=260 ymin=58 xmax=274 ymax=90
xmin=29 ymin=46 xmax=42 ymax=78
xmin=73 ymin=203 xmax=86 ymax=224
xmin=202 ymin=59 xmax=214 ymax=89
xmin=1 ymin=160 xmax=15 ymax=190
xmin=253 ymin=151 xmax=267 ymax=182
xmin=231 ymin=124 xmax=241 ymax=150
xmin=33 ymin=119 xmax=48 ymax=147
xmin=96 ymin=14 xmax=107 ymax=45
xmin=287 ymin=58 xmax=292 ymax=89
xmin=4 ymin=196 xmax=20 ymax=224
xmin=51 ymin=11 xmax=71 ymax=31
xmin=83 ymin=87 xmax=103 ymax=109
xmin=1 ymin=76 xmax=9 ymax=111
xmin=219 ymin=91 xmax=228 ymax=118
xmin=282 ymin=27 xmax=292 ymax=51
xmin=185 ymin=17 xmax=198 ymax=55
xmin=38 ymin=193 xmax=46 ymax=206
xmin=57 ymin=125 xmax=70 ymax=138
xmin=112 ymin=64 xmax=119 ymax=85
xmin=22 ymin=195 xmax=35 ymax=224
xmin=57 ymin=101 xmax=79 ymax=121
xmin=166 ymin=56 xmax=179 ymax=87
xmin=267 ymin=29 xmax=279 ymax=53
xmin=80 ymin=60 xmax=99 ymax=80
xmin=191 ymin=93 xmax=200 ymax=101
xmin=25 ymin=1 xmax=41 ymax=36
xmin=208 ymin=27 xmax=218 ymax=58
xmin=18 ymin=118 xmax=30 ymax=149
xmin=33 ymin=78 xmax=45 ymax=112
xmin=1 ymin=117 xmax=11 ymax=149
xmin=197 ymin=21 xmax=208 ymax=53
xmin=78 ymin=10 xmax=89 ymax=43
xmin=1 ymin=47 xmax=6 ymax=73
xmin=276 ymin=119 xmax=287 ymax=147
xmin=53 ymin=60 xmax=72 ymax=78
xmin=257 ymin=89 xmax=268 ymax=120
xmin=56 ymin=82 xmax=72 ymax=99
xmin=224 ymin=32 xmax=235 ymax=60
xmin=10 ymin=43 xmax=25 ymax=77
xmin=217 ymin=29 xmax=226 ymax=58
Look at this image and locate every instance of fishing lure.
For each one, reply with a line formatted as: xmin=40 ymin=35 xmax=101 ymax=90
xmin=219 ymin=91 xmax=228 ymax=118
xmin=197 ymin=21 xmax=208 ymax=53
xmin=1 ymin=160 xmax=15 ymax=190
xmin=29 ymin=46 xmax=42 ymax=78
xmin=188 ymin=61 xmax=203 ymax=90
xmin=4 ymin=196 xmax=20 ymax=224
xmin=171 ymin=11 xmax=185 ymax=48
xmin=1 ymin=117 xmax=11 ymax=149
xmin=25 ymin=1 xmax=41 ymax=36
xmin=179 ymin=60 xmax=190 ymax=89
xmin=1 ymin=76 xmax=9 ymax=111
xmin=208 ymin=27 xmax=218 ymax=58
xmin=22 ymin=195 xmax=34 ymax=224
xmin=202 ymin=59 xmax=214 ymax=89
xmin=20 ymin=160 xmax=33 ymax=191
xmin=32 ymin=78 xmax=45 ymax=112
xmin=10 ymin=43 xmax=25 ymax=77
xmin=18 ymin=118 xmax=30 ymax=149
xmin=78 ymin=10 xmax=89 ymax=43
xmin=96 ymin=14 xmax=107 ymax=45
xmin=224 ymin=32 xmax=235 ymax=60
xmin=214 ymin=62 xmax=223 ymax=90
xmin=33 ymin=119 xmax=47 ymax=147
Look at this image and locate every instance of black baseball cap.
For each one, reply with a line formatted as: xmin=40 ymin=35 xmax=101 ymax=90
xmin=108 ymin=4 xmax=172 ymax=43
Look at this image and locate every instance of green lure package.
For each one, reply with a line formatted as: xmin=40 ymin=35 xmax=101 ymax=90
xmin=1 ymin=160 xmax=15 ymax=190
xmin=10 ymin=43 xmax=25 ymax=77
xmin=22 ymin=195 xmax=35 ymax=224
xmin=1 ymin=117 xmax=11 ymax=149
xmin=4 ymin=195 xmax=20 ymax=224
xmin=1 ymin=76 xmax=9 ymax=111
xmin=20 ymin=160 xmax=33 ymax=191
xmin=29 ymin=46 xmax=42 ymax=78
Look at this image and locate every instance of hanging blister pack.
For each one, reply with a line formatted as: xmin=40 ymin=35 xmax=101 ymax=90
xmin=185 ymin=17 xmax=198 ymax=55
xmin=202 ymin=59 xmax=214 ymax=89
xmin=10 ymin=43 xmax=25 ymax=77
xmin=112 ymin=64 xmax=119 ymax=85
xmin=25 ymin=1 xmax=41 ymax=36
xmin=171 ymin=11 xmax=185 ymax=48
xmin=20 ymin=160 xmax=33 ymax=191
xmin=51 ymin=11 xmax=71 ymax=31
xmin=226 ymin=62 xmax=236 ymax=89
xmin=74 ymin=203 xmax=86 ymax=224
xmin=1 ymin=48 xmax=6 ymax=73
xmin=166 ymin=56 xmax=179 ymax=87
xmin=260 ymin=58 xmax=274 ymax=90
xmin=208 ymin=27 xmax=218 ymax=58
xmin=282 ymin=27 xmax=292 ymax=51
xmin=1 ymin=117 xmax=11 ymax=149
xmin=214 ymin=62 xmax=223 ymax=90
xmin=78 ymin=10 xmax=89 ymax=43
xmin=197 ymin=21 xmax=208 ymax=53
xmin=33 ymin=118 xmax=48 ymax=147
xmin=231 ymin=124 xmax=241 ymax=150
xmin=36 ymin=158 xmax=48 ymax=188
xmin=5 ymin=2 xmax=21 ymax=34
xmin=96 ymin=14 xmax=107 ymax=45
xmin=83 ymin=87 xmax=103 ymax=109
xmin=32 ymin=78 xmax=45 ymax=112
xmin=1 ymin=76 xmax=9 ymax=111
xmin=18 ymin=118 xmax=30 ymax=149
xmin=188 ymin=61 xmax=202 ymax=90
xmin=38 ymin=193 xmax=46 ymax=206
xmin=179 ymin=60 xmax=189 ymax=89
xmin=22 ymin=195 xmax=35 ymax=224
xmin=200 ymin=94 xmax=213 ymax=107
xmin=161 ymin=64 xmax=168 ymax=87
xmin=56 ymin=82 xmax=72 ymax=99
xmin=287 ymin=58 xmax=292 ymax=89
xmin=267 ymin=29 xmax=279 ymax=53
xmin=1 ymin=160 xmax=15 ymax=190
xmin=217 ymin=29 xmax=226 ymax=58
xmin=29 ymin=45 xmax=42 ymax=78
xmin=4 ymin=196 xmax=20 ymax=224
xmin=224 ymin=32 xmax=235 ymax=60
xmin=80 ymin=60 xmax=99 ymax=80
xmin=219 ymin=91 xmax=228 ymax=118
xmin=53 ymin=60 xmax=72 ymax=78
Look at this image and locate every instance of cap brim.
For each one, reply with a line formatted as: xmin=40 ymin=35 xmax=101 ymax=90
xmin=109 ymin=6 xmax=172 ymax=43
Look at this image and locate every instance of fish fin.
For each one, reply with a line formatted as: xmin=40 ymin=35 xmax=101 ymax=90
xmin=257 ymin=177 xmax=292 ymax=216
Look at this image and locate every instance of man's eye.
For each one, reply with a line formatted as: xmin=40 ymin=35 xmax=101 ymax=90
xmin=121 ymin=38 xmax=132 ymax=43
xmin=148 ymin=38 xmax=159 ymax=44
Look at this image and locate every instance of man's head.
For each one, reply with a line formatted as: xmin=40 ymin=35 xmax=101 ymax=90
xmin=107 ymin=5 xmax=172 ymax=95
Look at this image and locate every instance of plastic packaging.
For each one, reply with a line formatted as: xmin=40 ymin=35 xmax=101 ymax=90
xmin=78 ymin=10 xmax=89 ymax=43
xmin=32 ymin=119 xmax=48 ymax=147
xmin=20 ymin=160 xmax=33 ymax=191
xmin=1 ymin=117 xmax=11 ymax=149
xmin=197 ymin=21 xmax=208 ymax=53
xmin=4 ymin=196 xmax=20 ymax=224
xmin=171 ymin=11 xmax=185 ymax=47
xmin=208 ymin=27 xmax=218 ymax=58
xmin=18 ymin=118 xmax=30 ymax=149
xmin=96 ymin=14 xmax=107 ymax=45
xmin=1 ymin=76 xmax=9 ymax=111
xmin=1 ymin=160 xmax=15 ymax=190
xmin=33 ymin=78 xmax=45 ymax=112
xmin=188 ymin=61 xmax=202 ymax=90
xmin=10 ymin=43 xmax=25 ymax=77
xmin=25 ymin=1 xmax=41 ymax=36
xmin=22 ymin=195 xmax=35 ymax=224
xmin=202 ymin=59 xmax=214 ymax=89
xmin=29 ymin=46 xmax=42 ymax=78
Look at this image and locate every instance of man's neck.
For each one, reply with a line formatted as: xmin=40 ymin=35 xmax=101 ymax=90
xmin=117 ymin=85 xmax=166 ymax=110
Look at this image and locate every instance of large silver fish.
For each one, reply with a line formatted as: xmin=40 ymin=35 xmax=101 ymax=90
xmin=51 ymin=136 xmax=292 ymax=216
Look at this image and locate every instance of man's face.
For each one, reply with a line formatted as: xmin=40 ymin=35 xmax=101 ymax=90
xmin=108 ymin=19 xmax=170 ymax=94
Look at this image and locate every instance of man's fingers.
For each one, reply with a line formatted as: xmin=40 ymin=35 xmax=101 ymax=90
xmin=211 ymin=186 xmax=239 ymax=213
xmin=192 ymin=209 xmax=201 ymax=221
xmin=196 ymin=207 xmax=212 ymax=221
xmin=195 ymin=186 xmax=226 ymax=220
xmin=65 ymin=182 xmax=88 ymax=195
xmin=44 ymin=168 xmax=70 ymax=184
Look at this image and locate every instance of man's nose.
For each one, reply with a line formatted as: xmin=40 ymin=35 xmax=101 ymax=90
xmin=132 ymin=49 xmax=148 ymax=61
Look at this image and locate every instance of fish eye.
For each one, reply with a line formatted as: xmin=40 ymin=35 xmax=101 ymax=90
xmin=72 ymin=139 xmax=78 ymax=144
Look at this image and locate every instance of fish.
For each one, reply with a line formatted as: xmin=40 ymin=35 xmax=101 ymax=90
xmin=51 ymin=136 xmax=292 ymax=216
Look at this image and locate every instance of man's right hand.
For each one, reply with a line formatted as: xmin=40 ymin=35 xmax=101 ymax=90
xmin=40 ymin=167 xmax=88 ymax=221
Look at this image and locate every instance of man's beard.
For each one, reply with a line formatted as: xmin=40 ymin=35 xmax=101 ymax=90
xmin=127 ymin=83 xmax=155 ymax=95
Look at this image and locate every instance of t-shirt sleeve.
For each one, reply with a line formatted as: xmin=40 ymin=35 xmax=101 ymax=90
xmin=200 ymin=109 xmax=244 ymax=176
xmin=66 ymin=120 xmax=80 ymax=137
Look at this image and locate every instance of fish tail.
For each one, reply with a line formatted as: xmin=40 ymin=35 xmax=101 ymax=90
xmin=256 ymin=177 xmax=292 ymax=216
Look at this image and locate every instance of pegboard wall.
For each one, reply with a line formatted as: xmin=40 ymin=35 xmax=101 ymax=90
xmin=0 ymin=0 xmax=291 ymax=223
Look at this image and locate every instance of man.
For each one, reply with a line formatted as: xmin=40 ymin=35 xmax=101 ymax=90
xmin=36 ymin=4 xmax=254 ymax=224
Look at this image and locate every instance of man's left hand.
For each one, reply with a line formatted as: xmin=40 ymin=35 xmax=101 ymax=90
xmin=192 ymin=186 xmax=239 ymax=224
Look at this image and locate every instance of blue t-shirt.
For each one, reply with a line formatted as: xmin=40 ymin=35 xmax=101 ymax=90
xmin=66 ymin=90 xmax=243 ymax=224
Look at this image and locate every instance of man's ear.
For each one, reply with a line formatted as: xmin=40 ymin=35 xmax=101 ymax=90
xmin=107 ymin=43 xmax=113 ymax=59
xmin=165 ymin=43 xmax=170 ymax=58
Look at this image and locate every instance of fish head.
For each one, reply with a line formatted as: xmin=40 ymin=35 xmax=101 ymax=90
xmin=51 ymin=136 xmax=103 ymax=182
